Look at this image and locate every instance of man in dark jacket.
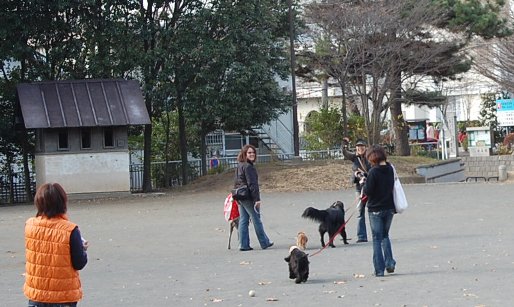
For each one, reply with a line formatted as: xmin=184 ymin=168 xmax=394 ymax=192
xmin=342 ymin=138 xmax=371 ymax=243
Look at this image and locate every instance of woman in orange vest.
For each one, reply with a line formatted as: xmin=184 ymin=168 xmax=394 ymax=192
xmin=24 ymin=183 xmax=89 ymax=307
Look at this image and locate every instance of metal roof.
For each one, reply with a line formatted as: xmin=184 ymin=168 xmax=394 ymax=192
xmin=17 ymin=79 xmax=150 ymax=128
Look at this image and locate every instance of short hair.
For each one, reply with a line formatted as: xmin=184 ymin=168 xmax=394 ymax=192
xmin=34 ymin=183 xmax=68 ymax=218
xmin=366 ymin=145 xmax=387 ymax=166
xmin=237 ymin=144 xmax=257 ymax=162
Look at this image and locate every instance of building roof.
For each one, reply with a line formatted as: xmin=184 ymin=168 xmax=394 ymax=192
xmin=17 ymin=79 xmax=150 ymax=128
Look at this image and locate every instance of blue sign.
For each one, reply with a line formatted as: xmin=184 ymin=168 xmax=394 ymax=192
xmin=496 ymin=99 xmax=514 ymax=111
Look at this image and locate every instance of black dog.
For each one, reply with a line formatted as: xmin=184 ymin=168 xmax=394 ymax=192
xmin=284 ymin=246 xmax=309 ymax=284
xmin=301 ymin=201 xmax=349 ymax=247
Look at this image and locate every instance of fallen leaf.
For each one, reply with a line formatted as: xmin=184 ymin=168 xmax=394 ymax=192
xmin=240 ymin=261 xmax=251 ymax=265
xmin=334 ymin=281 xmax=346 ymax=284
xmin=266 ymin=297 xmax=279 ymax=301
xmin=210 ymin=298 xmax=223 ymax=302
xmin=258 ymin=281 xmax=272 ymax=285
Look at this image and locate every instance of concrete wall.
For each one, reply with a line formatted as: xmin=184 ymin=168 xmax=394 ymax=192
xmin=35 ymin=151 xmax=130 ymax=194
xmin=460 ymin=155 xmax=514 ymax=179
xmin=415 ymin=159 xmax=465 ymax=183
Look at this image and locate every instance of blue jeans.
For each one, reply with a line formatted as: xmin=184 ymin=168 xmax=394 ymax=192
xmin=356 ymin=191 xmax=367 ymax=241
xmin=368 ymin=209 xmax=396 ymax=276
xmin=237 ymin=199 xmax=272 ymax=249
xmin=28 ymin=301 xmax=77 ymax=307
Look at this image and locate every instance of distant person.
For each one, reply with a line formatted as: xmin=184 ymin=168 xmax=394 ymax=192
xmin=210 ymin=154 xmax=220 ymax=169
xmin=234 ymin=144 xmax=273 ymax=251
xmin=427 ymin=122 xmax=435 ymax=139
xmin=362 ymin=145 xmax=396 ymax=277
xmin=458 ymin=130 xmax=467 ymax=146
xmin=342 ymin=138 xmax=371 ymax=243
xmin=24 ymin=183 xmax=89 ymax=307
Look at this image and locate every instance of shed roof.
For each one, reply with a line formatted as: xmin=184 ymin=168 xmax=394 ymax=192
xmin=17 ymin=79 xmax=150 ymax=129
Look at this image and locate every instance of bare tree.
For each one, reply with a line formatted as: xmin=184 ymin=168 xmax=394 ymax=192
xmin=472 ymin=37 xmax=514 ymax=93
xmin=301 ymin=0 xmax=469 ymax=150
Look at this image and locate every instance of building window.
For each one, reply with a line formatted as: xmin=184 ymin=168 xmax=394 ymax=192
xmin=225 ymin=134 xmax=243 ymax=150
xmin=58 ymin=130 xmax=69 ymax=150
xmin=104 ymin=127 xmax=114 ymax=147
xmin=81 ymin=129 xmax=91 ymax=149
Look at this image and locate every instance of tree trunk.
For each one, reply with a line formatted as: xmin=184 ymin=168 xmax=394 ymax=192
xmin=340 ymin=80 xmax=348 ymax=136
xmin=177 ymin=93 xmax=189 ymax=185
xmin=21 ymin=129 xmax=33 ymax=202
xmin=200 ymin=125 xmax=208 ymax=176
xmin=7 ymin=153 xmax=14 ymax=204
xmin=322 ymin=78 xmax=328 ymax=109
xmin=164 ymin=109 xmax=171 ymax=188
xmin=390 ymin=73 xmax=410 ymax=156
xmin=142 ymin=123 xmax=153 ymax=192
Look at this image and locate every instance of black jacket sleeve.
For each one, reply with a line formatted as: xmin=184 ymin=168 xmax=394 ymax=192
xmin=70 ymin=226 xmax=88 ymax=270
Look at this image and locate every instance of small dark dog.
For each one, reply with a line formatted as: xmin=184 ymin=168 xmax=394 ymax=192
xmin=301 ymin=201 xmax=349 ymax=248
xmin=284 ymin=246 xmax=309 ymax=284
xmin=227 ymin=217 xmax=239 ymax=249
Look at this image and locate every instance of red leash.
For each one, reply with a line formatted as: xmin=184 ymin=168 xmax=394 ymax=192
xmin=309 ymin=210 xmax=356 ymax=257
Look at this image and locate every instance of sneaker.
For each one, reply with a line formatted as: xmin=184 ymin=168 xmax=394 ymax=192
xmin=239 ymin=247 xmax=253 ymax=251
xmin=263 ymin=242 xmax=274 ymax=249
xmin=373 ymin=272 xmax=384 ymax=277
xmin=386 ymin=267 xmax=395 ymax=273
xmin=356 ymin=239 xmax=368 ymax=243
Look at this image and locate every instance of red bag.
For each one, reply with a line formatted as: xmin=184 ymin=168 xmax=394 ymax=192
xmin=224 ymin=193 xmax=240 ymax=222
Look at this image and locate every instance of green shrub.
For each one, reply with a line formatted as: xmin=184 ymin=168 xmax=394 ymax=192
xmin=207 ymin=163 xmax=225 ymax=175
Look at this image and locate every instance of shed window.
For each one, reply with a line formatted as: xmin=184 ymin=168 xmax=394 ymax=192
xmin=81 ymin=129 xmax=91 ymax=149
xmin=104 ymin=128 xmax=114 ymax=147
xmin=58 ymin=130 xmax=69 ymax=150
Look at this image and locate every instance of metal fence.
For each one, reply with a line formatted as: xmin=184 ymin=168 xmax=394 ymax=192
xmin=128 ymin=149 xmax=345 ymax=192
xmin=0 ymin=175 xmax=35 ymax=205
xmin=1 ymin=148 xmax=392 ymax=201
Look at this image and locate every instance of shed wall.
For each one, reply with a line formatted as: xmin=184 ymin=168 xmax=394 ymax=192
xmin=35 ymin=151 xmax=130 ymax=193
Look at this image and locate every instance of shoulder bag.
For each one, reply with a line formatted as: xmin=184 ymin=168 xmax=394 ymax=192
xmin=391 ymin=164 xmax=408 ymax=213
xmin=231 ymin=165 xmax=250 ymax=201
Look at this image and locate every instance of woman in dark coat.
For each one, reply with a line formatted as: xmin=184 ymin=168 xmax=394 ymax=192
xmin=362 ymin=145 xmax=396 ymax=277
xmin=234 ymin=144 xmax=273 ymax=251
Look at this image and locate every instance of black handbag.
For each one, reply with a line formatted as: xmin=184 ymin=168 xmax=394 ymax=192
xmin=231 ymin=185 xmax=249 ymax=201
xmin=232 ymin=165 xmax=250 ymax=201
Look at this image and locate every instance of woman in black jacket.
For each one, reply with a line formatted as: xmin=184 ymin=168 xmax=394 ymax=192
xmin=362 ymin=145 xmax=396 ymax=277
xmin=234 ymin=145 xmax=273 ymax=251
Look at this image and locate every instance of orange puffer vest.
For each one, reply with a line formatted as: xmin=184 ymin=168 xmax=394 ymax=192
xmin=24 ymin=216 xmax=83 ymax=303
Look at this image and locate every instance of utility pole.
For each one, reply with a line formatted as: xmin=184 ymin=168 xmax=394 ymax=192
xmin=288 ymin=0 xmax=300 ymax=156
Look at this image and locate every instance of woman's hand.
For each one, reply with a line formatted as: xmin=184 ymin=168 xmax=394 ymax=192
xmin=254 ymin=201 xmax=261 ymax=211
xmin=82 ymin=238 xmax=90 ymax=251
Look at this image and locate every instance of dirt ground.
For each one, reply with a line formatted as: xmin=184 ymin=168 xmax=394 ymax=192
xmin=176 ymin=156 xmax=435 ymax=194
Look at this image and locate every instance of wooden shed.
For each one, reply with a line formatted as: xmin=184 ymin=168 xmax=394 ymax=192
xmin=16 ymin=79 xmax=150 ymax=195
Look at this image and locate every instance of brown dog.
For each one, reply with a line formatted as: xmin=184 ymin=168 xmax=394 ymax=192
xmin=296 ymin=231 xmax=308 ymax=250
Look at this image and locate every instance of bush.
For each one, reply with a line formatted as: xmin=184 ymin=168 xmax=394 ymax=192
xmin=207 ymin=163 xmax=225 ymax=175
xmin=503 ymin=133 xmax=514 ymax=149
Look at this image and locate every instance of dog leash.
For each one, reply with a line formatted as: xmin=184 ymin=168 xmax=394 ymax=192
xmin=309 ymin=210 xmax=356 ymax=257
